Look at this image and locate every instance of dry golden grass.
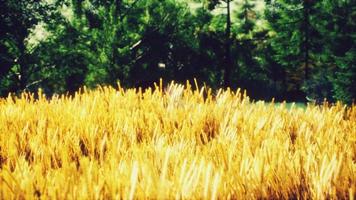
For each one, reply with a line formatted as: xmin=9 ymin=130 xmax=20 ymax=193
xmin=0 ymin=81 xmax=355 ymax=199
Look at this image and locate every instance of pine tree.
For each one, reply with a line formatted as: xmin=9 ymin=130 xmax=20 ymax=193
xmin=265 ymin=0 xmax=322 ymax=101
xmin=206 ymin=0 xmax=234 ymax=87
xmin=318 ymin=0 xmax=356 ymax=103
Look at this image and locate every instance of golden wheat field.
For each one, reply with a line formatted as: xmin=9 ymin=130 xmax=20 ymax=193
xmin=0 ymin=81 xmax=355 ymax=199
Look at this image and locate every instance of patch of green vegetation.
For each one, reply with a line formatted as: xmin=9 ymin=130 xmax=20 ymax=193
xmin=272 ymin=102 xmax=307 ymax=110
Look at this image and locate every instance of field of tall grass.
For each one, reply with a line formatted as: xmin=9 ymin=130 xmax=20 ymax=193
xmin=0 ymin=81 xmax=355 ymax=199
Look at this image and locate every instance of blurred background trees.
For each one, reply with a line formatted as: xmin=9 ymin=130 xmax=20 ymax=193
xmin=0 ymin=0 xmax=355 ymax=103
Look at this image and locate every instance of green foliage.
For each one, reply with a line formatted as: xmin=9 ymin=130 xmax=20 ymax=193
xmin=319 ymin=0 xmax=356 ymax=104
xmin=265 ymin=0 xmax=355 ymax=103
xmin=265 ymin=0 xmax=319 ymax=90
xmin=0 ymin=0 xmax=62 ymax=95
xmin=0 ymin=0 xmax=354 ymax=103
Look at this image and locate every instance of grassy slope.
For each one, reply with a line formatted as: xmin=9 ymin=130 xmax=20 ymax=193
xmin=0 ymin=83 xmax=355 ymax=199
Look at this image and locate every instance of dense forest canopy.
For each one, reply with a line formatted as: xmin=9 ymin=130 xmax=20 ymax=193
xmin=0 ymin=0 xmax=355 ymax=103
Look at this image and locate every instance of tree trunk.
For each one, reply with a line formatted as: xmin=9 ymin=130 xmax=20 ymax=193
xmin=115 ymin=0 xmax=122 ymax=21
xmin=223 ymin=0 xmax=232 ymax=87
xmin=17 ymin=42 xmax=28 ymax=91
xmin=108 ymin=0 xmax=122 ymax=84
xmin=303 ymin=0 xmax=310 ymax=81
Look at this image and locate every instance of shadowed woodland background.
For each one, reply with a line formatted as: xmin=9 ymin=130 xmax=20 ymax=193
xmin=0 ymin=0 xmax=355 ymax=103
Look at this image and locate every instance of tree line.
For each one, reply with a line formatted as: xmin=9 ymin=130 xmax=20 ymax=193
xmin=0 ymin=0 xmax=355 ymax=103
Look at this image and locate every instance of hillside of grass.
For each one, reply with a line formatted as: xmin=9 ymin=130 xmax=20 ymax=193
xmin=0 ymin=83 xmax=355 ymax=199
